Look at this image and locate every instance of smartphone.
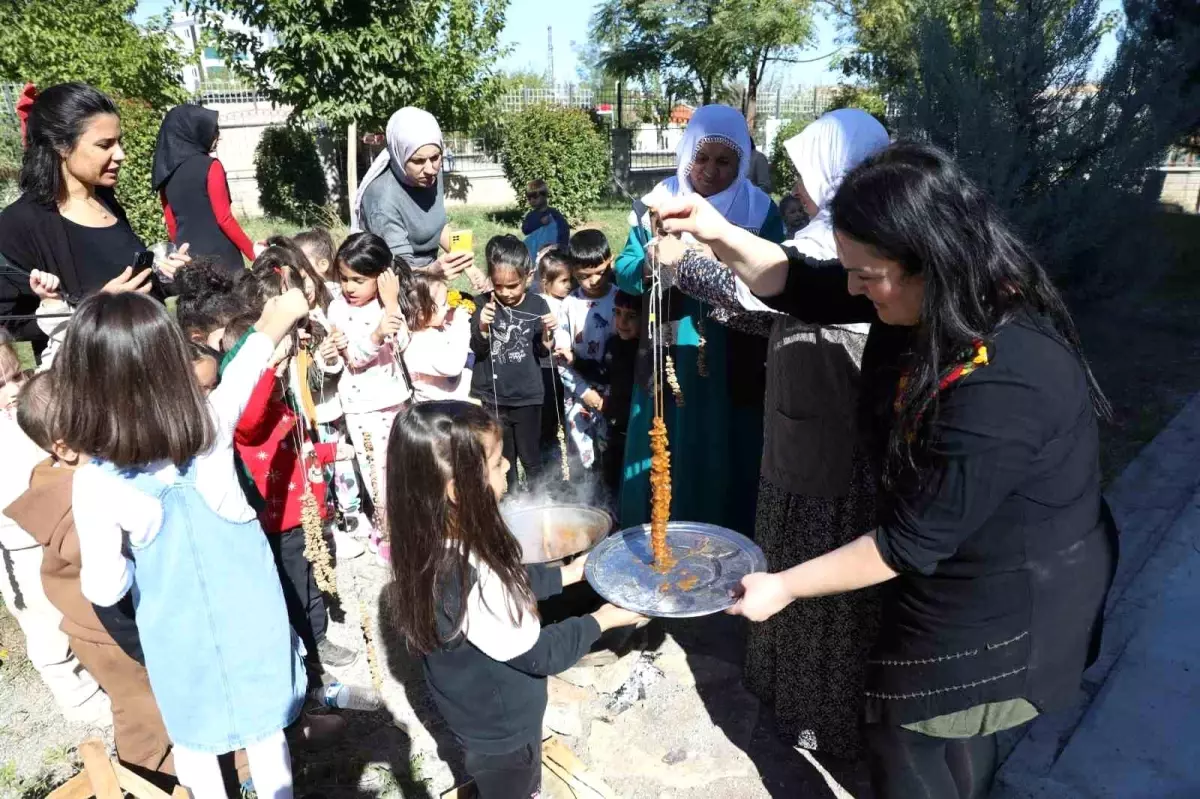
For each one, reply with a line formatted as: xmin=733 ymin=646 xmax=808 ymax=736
xmin=134 ymin=250 xmax=155 ymax=270
xmin=449 ymin=230 xmax=473 ymax=254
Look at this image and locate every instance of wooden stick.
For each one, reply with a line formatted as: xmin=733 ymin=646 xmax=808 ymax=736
xmin=541 ymin=735 xmax=620 ymax=799
xmin=114 ymin=762 xmax=176 ymax=799
xmin=78 ymin=739 xmax=122 ymax=799
xmin=46 ymin=772 xmax=94 ymax=799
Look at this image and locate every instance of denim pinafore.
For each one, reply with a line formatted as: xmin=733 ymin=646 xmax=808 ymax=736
xmin=111 ymin=460 xmax=306 ymax=753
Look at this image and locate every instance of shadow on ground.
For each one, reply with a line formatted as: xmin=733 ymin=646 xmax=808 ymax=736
xmin=665 ymin=614 xmax=873 ymax=798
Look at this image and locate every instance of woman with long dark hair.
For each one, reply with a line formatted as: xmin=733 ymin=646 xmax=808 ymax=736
xmin=152 ymin=104 xmax=255 ymax=273
xmin=653 ymin=142 xmax=1117 ymax=798
xmin=0 ymin=82 xmax=190 ymax=345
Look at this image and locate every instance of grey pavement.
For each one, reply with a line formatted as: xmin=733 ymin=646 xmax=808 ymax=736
xmin=995 ymin=391 xmax=1200 ymax=798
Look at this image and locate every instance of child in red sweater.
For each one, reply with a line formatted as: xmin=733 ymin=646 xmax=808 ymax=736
xmin=233 ymin=346 xmax=360 ymax=677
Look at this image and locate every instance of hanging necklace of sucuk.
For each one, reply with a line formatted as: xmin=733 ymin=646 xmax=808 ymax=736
xmin=646 ymin=224 xmax=675 ymax=572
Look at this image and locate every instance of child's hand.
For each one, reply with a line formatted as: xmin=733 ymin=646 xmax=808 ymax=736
xmin=591 ymin=603 xmax=647 ymax=632
xmin=581 ymin=388 xmax=604 ymax=412
xmin=540 ymin=312 xmax=557 ymax=333
xmin=159 ymin=242 xmax=191 ymax=281
xmin=479 ymin=301 xmax=496 ymax=335
xmin=29 ymin=269 xmax=61 ymax=300
xmin=329 ymin=326 xmax=348 ymax=353
xmin=377 ymin=270 xmax=401 ymax=312
xmin=318 ymin=336 xmax=340 ymax=364
xmin=373 ymin=310 xmax=407 ymax=344
xmin=335 ymin=442 xmax=356 ymax=461
xmin=562 ymin=553 xmax=588 ymax=586
xmin=554 ymin=345 xmax=574 ymax=365
xmin=277 ymin=288 xmax=311 ymax=324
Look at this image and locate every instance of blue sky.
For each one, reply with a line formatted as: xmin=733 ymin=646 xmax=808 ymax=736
xmin=137 ymin=0 xmax=1123 ymax=87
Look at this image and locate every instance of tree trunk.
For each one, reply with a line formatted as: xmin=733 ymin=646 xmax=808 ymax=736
xmin=347 ymin=122 xmax=357 ymax=225
xmin=745 ymin=50 xmax=768 ymax=133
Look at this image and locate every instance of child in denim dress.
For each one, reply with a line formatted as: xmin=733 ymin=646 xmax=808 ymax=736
xmin=64 ymin=289 xmax=312 ymax=798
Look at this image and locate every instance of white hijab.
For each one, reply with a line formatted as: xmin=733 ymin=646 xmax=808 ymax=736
xmin=638 ymin=104 xmax=773 ymax=234
xmin=782 ymin=108 xmax=890 ymax=260
xmin=351 ymin=107 xmax=444 ymax=231
xmin=733 ymin=108 xmax=890 ymax=314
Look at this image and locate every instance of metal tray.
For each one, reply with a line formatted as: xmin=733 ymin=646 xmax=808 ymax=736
xmin=502 ymin=503 xmax=614 ymax=564
xmin=585 ymin=522 xmax=767 ymax=618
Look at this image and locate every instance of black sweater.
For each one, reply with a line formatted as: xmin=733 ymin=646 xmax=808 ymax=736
xmin=469 ymin=292 xmax=551 ymax=407
xmin=423 ymin=562 xmax=601 ymax=754
xmin=763 ymin=245 xmax=1116 ymax=725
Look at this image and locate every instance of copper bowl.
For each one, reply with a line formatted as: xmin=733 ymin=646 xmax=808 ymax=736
xmin=502 ymin=503 xmax=614 ymax=564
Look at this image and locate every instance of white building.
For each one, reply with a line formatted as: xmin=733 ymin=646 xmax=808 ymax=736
xmin=166 ymin=10 xmax=276 ymax=93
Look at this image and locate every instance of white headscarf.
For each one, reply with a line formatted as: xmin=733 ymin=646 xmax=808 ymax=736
xmin=638 ymin=104 xmax=773 ymax=234
xmin=782 ymin=108 xmax=890 ymax=260
xmin=733 ymin=108 xmax=890 ymax=315
xmin=351 ymin=107 xmax=444 ymax=231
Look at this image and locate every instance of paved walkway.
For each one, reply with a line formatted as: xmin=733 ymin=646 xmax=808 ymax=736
xmin=996 ymin=392 xmax=1200 ymax=798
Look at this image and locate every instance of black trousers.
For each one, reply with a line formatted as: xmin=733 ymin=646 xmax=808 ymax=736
xmin=492 ymin=403 xmax=543 ymax=489
xmin=464 ymin=739 xmax=542 ymax=799
xmin=267 ymin=527 xmax=328 ymax=681
xmin=864 ymin=724 xmax=997 ymax=799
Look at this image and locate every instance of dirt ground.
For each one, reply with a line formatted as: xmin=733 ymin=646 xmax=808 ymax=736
xmin=2 ymin=211 xmax=1198 ymax=798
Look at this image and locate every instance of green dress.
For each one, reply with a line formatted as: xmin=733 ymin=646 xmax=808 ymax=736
xmin=615 ymin=205 xmax=785 ymax=534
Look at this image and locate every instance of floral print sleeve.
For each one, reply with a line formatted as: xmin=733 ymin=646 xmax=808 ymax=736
xmin=675 ymin=249 xmax=775 ymax=338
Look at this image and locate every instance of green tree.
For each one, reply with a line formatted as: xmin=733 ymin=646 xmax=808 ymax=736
xmin=768 ymin=117 xmax=812 ymax=190
xmin=892 ymin=0 xmax=1200 ymax=288
xmin=0 ymin=0 xmax=186 ymax=110
xmin=255 ymin=126 xmax=329 ymax=225
xmin=498 ymin=105 xmax=610 ymax=225
xmin=186 ymin=0 xmax=509 ymax=134
xmin=827 ymin=84 xmax=888 ymax=126
xmin=499 ymin=67 xmax=552 ymax=92
xmin=589 ymin=0 xmax=816 ymax=121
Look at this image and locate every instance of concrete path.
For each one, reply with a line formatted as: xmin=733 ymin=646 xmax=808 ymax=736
xmin=996 ymin=392 xmax=1200 ymax=798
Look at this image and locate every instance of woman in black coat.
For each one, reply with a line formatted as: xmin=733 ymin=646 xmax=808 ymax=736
xmin=653 ymin=143 xmax=1117 ymax=799
xmin=0 ymin=83 xmax=190 ymax=345
xmin=152 ymin=105 xmax=255 ymax=273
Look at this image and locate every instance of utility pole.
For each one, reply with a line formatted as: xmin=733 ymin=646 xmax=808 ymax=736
xmin=547 ymin=26 xmax=554 ymax=85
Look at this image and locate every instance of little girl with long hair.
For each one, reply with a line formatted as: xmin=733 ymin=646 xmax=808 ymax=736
xmin=327 ymin=232 xmax=413 ymax=560
xmin=63 ymin=289 xmax=312 ymax=798
xmin=386 ymin=401 xmax=643 ymax=798
xmin=403 ymin=273 xmax=473 ymax=402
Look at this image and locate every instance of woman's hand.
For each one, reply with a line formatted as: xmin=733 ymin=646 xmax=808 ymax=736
xmin=438 ymin=250 xmax=473 ymax=280
xmin=591 ymin=603 xmax=647 ymax=632
xmin=726 ymin=572 xmax=795 ymax=621
xmin=561 ymin=553 xmax=588 ymax=586
xmin=158 ymin=242 xmax=191 ymax=281
xmin=28 ymin=269 xmax=61 ymax=300
xmin=554 ymin=345 xmax=574 ymax=365
xmin=102 ymin=266 xmax=153 ymax=295
xmin=377 ymin=270 xmax=401 ymax=312
xmin=650 ymin=233 xmax=690 ymax=268
xmin=651 ymin=194 xmax=735 ymax=245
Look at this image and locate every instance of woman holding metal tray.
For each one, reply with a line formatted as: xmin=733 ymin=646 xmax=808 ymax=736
xmin=649 ymin=142 xmax=1118 ymax=799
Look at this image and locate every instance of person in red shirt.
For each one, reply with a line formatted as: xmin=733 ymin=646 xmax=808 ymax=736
xmin=233 ymin=348 xmax=360 ymax=675
xmin=151 ymin=105 xmax=255 ymax=273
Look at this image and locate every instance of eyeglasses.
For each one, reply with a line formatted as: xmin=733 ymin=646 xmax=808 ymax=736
xmin=526 ymin=190 xmax=547 ymax=199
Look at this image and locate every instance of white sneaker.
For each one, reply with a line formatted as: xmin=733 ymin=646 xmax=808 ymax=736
xmin=330 ymin=528 xmax=365 ymax=560
xmin=62 ymin=690 xmax=113 ymax=728
xmin=344 ymin=511 xmax=376 ymax=540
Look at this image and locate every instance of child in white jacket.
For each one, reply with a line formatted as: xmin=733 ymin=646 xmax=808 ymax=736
xmin=403 ymin=274 xmax=474 ymax=402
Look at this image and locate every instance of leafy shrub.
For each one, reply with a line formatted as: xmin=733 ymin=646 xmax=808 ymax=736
xmin=255 ymin=125 xmax=328 ymax=225
xmin=769 ymin=117 xmax=812 ymax=193
xmin=498 ymin=105 xmax=610 ymax=225
xmin=113 ymin=98 xmax=167 ymax=244
xmin=828 ymin=84 xmax=889 ymax=128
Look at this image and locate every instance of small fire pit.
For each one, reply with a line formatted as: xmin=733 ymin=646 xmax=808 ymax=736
xmin=502 ymin=503 xmax=613 ymax=564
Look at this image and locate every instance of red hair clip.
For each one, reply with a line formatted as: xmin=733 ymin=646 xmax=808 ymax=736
xmin=15 ymin=83 xmax=38 ymax=147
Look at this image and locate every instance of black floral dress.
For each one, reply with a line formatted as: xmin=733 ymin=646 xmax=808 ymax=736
xmin=674 ymin=250 xmax=881 ymax=758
